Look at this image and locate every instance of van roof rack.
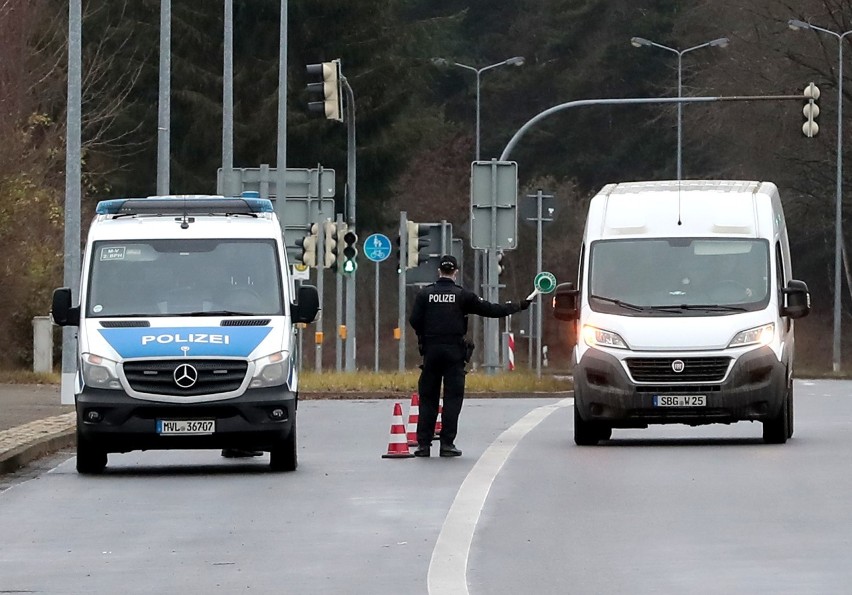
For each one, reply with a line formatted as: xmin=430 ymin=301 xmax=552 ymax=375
xmin=95 ymin=194 xmax=273 ymax=216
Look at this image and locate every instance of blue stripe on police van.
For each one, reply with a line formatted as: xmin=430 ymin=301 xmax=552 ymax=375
xmin=98 ymin=326 xmax=273 ymax=358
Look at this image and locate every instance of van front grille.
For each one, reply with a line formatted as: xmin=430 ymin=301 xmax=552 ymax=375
xmin=626 ymin=357 xmax=731 ymax=383
xmin=123 ymin=360 xmax=248 ymax=396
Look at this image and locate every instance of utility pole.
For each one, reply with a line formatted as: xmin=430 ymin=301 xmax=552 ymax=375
xmin=61 ymin=0 xmax=82 ymax=405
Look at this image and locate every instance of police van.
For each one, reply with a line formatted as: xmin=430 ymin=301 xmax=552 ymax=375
xmin=553 ymin=181 xmax=810 ymax=445
xmin=51 ymin=194 xmax=319 ymax=473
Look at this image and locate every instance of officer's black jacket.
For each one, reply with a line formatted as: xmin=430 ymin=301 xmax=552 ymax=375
xmin=409 ymin=277 xmax=523 ymax=344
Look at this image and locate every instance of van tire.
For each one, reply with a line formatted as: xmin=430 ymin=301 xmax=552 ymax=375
xmin=76 ymin=428 xmax=107 ymax=474
xmin=269 ymin=418 xmax=297 ymax=472
xmin=574 ymin=405 xmax=610 ymax=446
xmin=762 ymin=390 xmax=789 ymax=444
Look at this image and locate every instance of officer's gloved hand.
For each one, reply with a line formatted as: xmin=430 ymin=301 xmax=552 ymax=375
xmin=520 ymin=299 xmax=532 ymax=311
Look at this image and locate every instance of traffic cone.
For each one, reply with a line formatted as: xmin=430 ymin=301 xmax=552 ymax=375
xmin=382 ymin=402 xmax=414 ymax=459
xmin=406 ymin=393 xmax=420 ymax=446
xmin=434 ymin=400 xmax=443 ymax=440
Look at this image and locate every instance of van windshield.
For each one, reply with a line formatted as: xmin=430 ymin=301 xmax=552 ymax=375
xmin=588 ymin=238 xmax=770 ymax=314
xmin=86 ymin=239 xmax=283 ymax=317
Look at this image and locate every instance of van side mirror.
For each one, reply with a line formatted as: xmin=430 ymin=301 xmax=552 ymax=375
xmin=291 ymin=285 xmax=320 ymax=324
xmin=51 ymin=288 xmax=80 ymax=326
xmin=781 ymin=279 xmax=810 ymax=320
xmin=553 ymin=282 xmax=580 ymax=321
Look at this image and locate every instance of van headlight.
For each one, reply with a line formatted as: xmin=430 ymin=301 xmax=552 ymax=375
xmin=582 ymin=326 xmax=628 ymax=349
xmin=250 ymin=351 xmax=290 ymax=388
xmin=81 ymin=353 xmax=122 ymax=390
xmin=729 ymin=323 xmax=775 ymax=347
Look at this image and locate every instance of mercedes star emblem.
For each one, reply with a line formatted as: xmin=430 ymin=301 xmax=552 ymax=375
xmin=173 ymin=363 xmax=199 ymax=388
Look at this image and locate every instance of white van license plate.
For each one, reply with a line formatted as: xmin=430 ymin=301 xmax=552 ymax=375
xmin=653 ymin=395 xmax=706 ymax=407
xmin=156 ymin=420 xmax=215 ymax=435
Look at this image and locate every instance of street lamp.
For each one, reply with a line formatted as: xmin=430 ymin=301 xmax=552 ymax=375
xmin=630 ymin=36 xmax=729 ymax=180
xmin=788 ymin=19 xmax=852 ymax=373
xmin=431 ymin=56 xmax=525 ymax=160
xmin=432 ymin=55 xmax=525 ymax=373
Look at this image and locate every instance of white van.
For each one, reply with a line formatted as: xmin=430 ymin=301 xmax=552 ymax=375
xmin=553 ymin=181 xmax=810 ymax=445
xmin=52 ymin=195 xmax=319 ymax=473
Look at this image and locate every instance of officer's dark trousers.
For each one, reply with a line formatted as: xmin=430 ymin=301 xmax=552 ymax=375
xmin=416 ymin=343 xmax=466 ymax=447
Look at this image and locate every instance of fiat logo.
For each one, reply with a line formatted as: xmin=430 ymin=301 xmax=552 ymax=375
xmin=671 ymin=360 xmax=685 ymax=374
xmin=173 ymin=363 xmax=199 ymax=388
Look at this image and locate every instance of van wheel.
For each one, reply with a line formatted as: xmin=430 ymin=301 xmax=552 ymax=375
xmin=574 ymin=405 xmax=609 ymax=446
xmin=762 ymin=391 xmax=789 ymax=444
xmin=76 ymin=428 xmax=107 ymax=474
xmin=269 ymin=418 xmax=297 ymax=472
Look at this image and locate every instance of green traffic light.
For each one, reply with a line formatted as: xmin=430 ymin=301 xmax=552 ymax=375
xmin=342 ymin=259 xmax=357 ymax=274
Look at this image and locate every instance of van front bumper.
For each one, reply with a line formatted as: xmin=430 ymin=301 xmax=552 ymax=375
xmin=75 ymin=386 xmax=295 ymax=453
xmin=573 ymin=346 xmax=786 ymax=427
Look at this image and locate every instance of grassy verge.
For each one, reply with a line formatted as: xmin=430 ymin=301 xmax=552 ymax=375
xmin=0 ymin=370 xmax=60 ymax=385
xmin=299 ymin=370 xmax=571 ymax=393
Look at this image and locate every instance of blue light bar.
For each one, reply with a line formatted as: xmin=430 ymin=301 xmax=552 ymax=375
xmin=242 ymin=198 xmax=274 ymax=212
xmin=95 ymin=196 xmax=273 ymax=215
xmin=96 ymin=199 xmax=128 ymax=215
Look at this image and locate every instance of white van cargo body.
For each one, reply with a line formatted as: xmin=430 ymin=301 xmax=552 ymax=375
xmin=553 ymin=181 xmax=810 ymax=445
xmin=52 ymin=195 xmax=320 ymax=473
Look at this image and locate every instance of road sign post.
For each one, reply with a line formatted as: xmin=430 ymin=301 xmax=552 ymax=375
xmin=364 ymin=233 xmax=391 ymax=371
xmin=470 ymin=160 xmax=518 ymax=374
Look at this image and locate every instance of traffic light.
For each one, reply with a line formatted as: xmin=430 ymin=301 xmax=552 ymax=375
xmin=406 ymin=221 xmax=429 ymax=269
xmin=342 ymin=231 xmax=358 ymax=275
xmin=496 ymin=251 xmax=505 ymax=276
xmin=802 ymin=82 xmax=820 ymax=138
xmin=306 ymin=60 xmax=343 ymax=122
xmin=296 ymin=224 xmax=319 ymax=268
xmin=334 ymin=222 xmax=348 ymax=273
xmin=323 ymin=221 xmax=337 ymax=269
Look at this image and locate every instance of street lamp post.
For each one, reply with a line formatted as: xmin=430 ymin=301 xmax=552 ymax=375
xmin=788 ymin=19 xmax=852 ymax=373
xmin=630 ymin=36 xmax=729 ymax=180
xmin=432 ymin=56 xmax=524 ymax=372
xmin=432 ymin=56 xmax=525 ymax=161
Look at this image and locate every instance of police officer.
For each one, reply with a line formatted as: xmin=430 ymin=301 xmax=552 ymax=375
xmin=409 ymin=254 xmax=530 ymax=457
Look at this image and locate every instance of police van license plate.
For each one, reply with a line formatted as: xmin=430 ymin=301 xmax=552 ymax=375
xmin=156 ymin=419 xmax=215 ymax=435
xmin=653 ymin=395 xmax=706 ymax=407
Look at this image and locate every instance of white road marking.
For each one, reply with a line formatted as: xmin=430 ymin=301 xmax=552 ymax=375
xmin=428 ymin=397 xmax=573 ymax=595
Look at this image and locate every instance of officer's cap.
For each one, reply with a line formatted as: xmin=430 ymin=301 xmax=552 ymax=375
xmin=439 ymin=255 xmax=458 ymax=273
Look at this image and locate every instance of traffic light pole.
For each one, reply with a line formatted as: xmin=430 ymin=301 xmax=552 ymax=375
xmin=335 ymin=214 xmax=345 ymax=372
xmin=398 ymin=212 xmax=409 ymax=372
xmin=315 ymin=219 xmax=324 ymax=373
xmin=499 ymin=94 xmax=807 ymax=161
xmin=343 ymin=78 xmax=358 ymax=372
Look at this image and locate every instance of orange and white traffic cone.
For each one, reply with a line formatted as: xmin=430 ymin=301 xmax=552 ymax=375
xmin=434 ymin=400 xmax=443 ymax=440
xmin=406 ymin=393 xmax=420 ymax=446
xmin=382 ymin=402 xmax=414 ymax=459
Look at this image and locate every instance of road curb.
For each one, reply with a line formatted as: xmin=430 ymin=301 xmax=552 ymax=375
xmin=0 ymin=413 xmax=76 ymax=474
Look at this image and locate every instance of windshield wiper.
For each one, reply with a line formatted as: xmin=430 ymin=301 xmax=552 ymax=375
xmin=674 ymin=304 xmax=749 ymax=312
xmin=589 ymin=294 xmax=646 ymax=311
xmin=645 ymin=305 xmax=687 ymax=314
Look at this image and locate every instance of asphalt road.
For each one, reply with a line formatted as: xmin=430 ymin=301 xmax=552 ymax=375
xmin=1 ymin=381 xmax=851 ymax=594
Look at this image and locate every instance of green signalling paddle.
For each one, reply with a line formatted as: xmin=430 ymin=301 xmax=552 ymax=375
xmin=526 ymin=272 xmax=557 ymax=301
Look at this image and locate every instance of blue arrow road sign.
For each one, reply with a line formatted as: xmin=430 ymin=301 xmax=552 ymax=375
xmin=364 ymin=233 xmax=391 ymax=262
